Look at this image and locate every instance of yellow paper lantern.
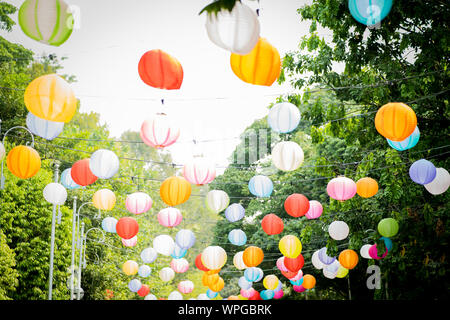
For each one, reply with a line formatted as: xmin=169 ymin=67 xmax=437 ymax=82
xmin=160 ymin=176 xmax=191 ymax=206
xmin=122 ymin=260 xmax=139 ymax=276
xmin=230 ymin=38 xmax=281 ymax=86
xmin=263 ymin=275 xmax=279 ymax=290
xmin=208 ymin=276 xmax=224 ymax=292
xmin=6 ymin=145 xmax=41 ymax=179
xmin=336 ymin=266 xmax=349 ymax=278
xmin=374 ymin=102 xmax=417 ymax=141
xmin=202 ymin=272 xmax=219 ymax=287
xmin=92 ymin=189 xmax=116 ymax=211
xmin=279 ymin=235 xmax=302 ymax=258
xmin=24 ymin=74 xmax=77 ymax=123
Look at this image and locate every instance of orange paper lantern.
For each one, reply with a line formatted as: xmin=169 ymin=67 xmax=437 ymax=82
xmin=243 ymin=246 xmax=264 ymax=267
xmin=202 ymin=272 xmax=219 ymax=287
xmin=261 ymin=214 xmax=284 ymax=235
xmin=71 ymin=159 xmax=98 ymax=186
xmin=374 ymin=103 xmax=417 ymax=141
xmin=338 ymin=249 xmax=359 ymax=270
xmin=160 ymin=176 xmax=191 ymax=206
xmin=302 ymin=274 xmax=316 ymax=289
xmin=208 ymin=276 xmax=224 ymax=292
xmin=284 ymin=193 xmax=310 ymax=217
xmin=356 ymin=177 xmax=379 ymax=198
xmin=138 ymin=49 xmax=183 ymax=90
xmin=6 ymin=145 xmax=41 ymax=179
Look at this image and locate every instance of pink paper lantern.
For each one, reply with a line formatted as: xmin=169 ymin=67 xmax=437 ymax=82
xmin=125 ymin=192 xmax=153 ymax=215
xmin=293 ymin=285 xmax=306 ymax=293
xmin=178 ymin=280 xmax=194 ymax=294
xmin=368 ymin=244 xmax=388 ymax=260
xmin=276 ymin=257 xmax=289 ymax=272
xmin=157 ymin=207 xmax=183 ymax=228
xmin=240 ymin=287 xmax=256 ymax=298
xmin=170 ymin=258 xmax=189 ymax=273
xmin=305 ymin=200 xmax=323 ymax=219
xmin=183 ymin=157 xmax=216 ymax=186
xmin=327 ymin=176 xmax=357 ymax=201
xmin=122 ymin=235 xmax=137 ymax=247
xmin=273 ymin=289 xmax=284 ymax=299
xmin=140 ymin=113 xmax=180 ymax=149
xmin=289 ymin=269 xmax=303 ymax=281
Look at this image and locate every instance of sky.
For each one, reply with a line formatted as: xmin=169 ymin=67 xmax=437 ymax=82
xmin=3 ymin=0 xmax=330 ymax=171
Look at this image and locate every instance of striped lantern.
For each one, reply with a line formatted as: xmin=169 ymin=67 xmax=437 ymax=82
xmin=305 ymin=200 xmax=323 ymax=219
xmin=228 ymin=229 xmax=247 ymax=246
xmin=122 ymin=235 xmax=137 ymax=247
xmin=159 ymin=267 xmax=175 ymax=282
xmin=170 ymin=258 xmax=189 ymax=273
xmin=201 ymin=246 xmax=227 ymax=270
xmin=171 ymin=243 xmax=187 ymax=259
xmin=126 ymin=192 xmax=153 ymax=215
xmin=101 ymin=217 xmax=117 ymax=233
xmin=183 ymin=156 xmax=216 ymax=185
xmin=175 ymin=229 xmax=196 ymax=250
xmin=327 ymin=176 xmax=357 ymax=201
xmin=267 ymin=102 xmax=301 ymax=133
xmin=233 ymin=251 xmax=248 ymax=270
xmin=206 ymin=190 xmax=230 ymax=213
xmin=409 ymin=159 xmax=437 ymax=185
xmin=89 ymin=149 xmax=120 ymax=179
xmin=128 ymin=279 xmax=142 ymax=292
xmin=224 ymin=203 xmax=245 ymax=222
xmin=92 ymin=189 xmax=116 ymax=211
xmin=318 ymin=247 xmax=336 ymax=265
xmin=6 ymin=145 xmax=41 ymax=179
xmin=248 ymin=175 xmax=273 ymax=197
xmin=157 ymin=207 xmax=183 ymax=228
xmin=138 ymin=265 xmax=152 ymax=278
xmin=387 ymin=126 xmax=420 ymax=151
xmin=178 ymin=280 xmax=194 ymax=294
xmin=140 ymin=247 xmax=158 ymax=264
xmin=140 ymin=113 xmax=180 ymax=149
xmin=26 ymin=112 xmax=64 ymax=141
xmin=60 ymin=168 xmax=80 ymax=190
xmin=271 ymin=141 xmax=304 ymax=171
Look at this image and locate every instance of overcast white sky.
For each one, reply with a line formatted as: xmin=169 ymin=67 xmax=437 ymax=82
xmin=4 ymin=0 xmax=330 ymax=170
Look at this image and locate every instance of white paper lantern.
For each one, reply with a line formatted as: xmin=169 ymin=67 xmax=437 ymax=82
xmin=122 ymin=236 xmax=137 ymax=247
xmin=271 ymin=141 xmax=304 ymax=171
xmin=197 ymin=293 xmax=210 ymax=300
xmin=101 ymin=217 xmax=117 ymax=233
xmin=144 ymin=294 xmax=157 ymax=300
xmin=225 ymin=203 xmax=245 ymax=222
xmin=26 ymin=112 xmax=64 ymax=140
xmin=157 ymin=207 xmax=183 ymax=228
xmin=205 ymin=2 xmax=260 ymax=55
xmin=183 ymin=157 xmax=216 ymax=185
xmin=328 ymin=221 xmax=350 ymax=240
xmin=89 ymin=149 xmax=119 ymax=179
xmin=175 ymin=229 xmax=196 ymax=250
xmin=206 ymin=190 xmax=230 ymax=213
xmin=267 ymin=102 xmax=301 ymax=133
xmin=128 ymin=279 xmax=142 ymax=292
xmin=140 ymin=247 xmax=158 ymax=263
xmin=170 ymin=258 xmax=189 ymax=273
xmin=168 ymin=290 xmax=183 ymax=300
xmin=153 ymin=235 xmax=175 ymax=256
xmin=311 ymin=250 xmax=324 ymax=270
xmin=201 ymin=246 xmax=227 ymax=270
xmin=233 ymin=251 xmax=248 ymax=270
xmin=238 ymin=276 xmax=252 ymax=290
xmin=126 ymin=192 xmax=153 ymax=215
xmin=140 ymin=113 xmax=180 ymax=149
xmin=43 ymin=182 xmax=67 ymax=205
xmin=138 ymin=265 xmax=152 ymax=278
xmin=424 ymin=167 xmax=450 ymax=195
xmin=159 ymin=267 xmax=175 ymax=282
xmin=178 ymin=280 xmax=194 ymax=294
xmin=360 ymin=244 xmax=373 ymax=259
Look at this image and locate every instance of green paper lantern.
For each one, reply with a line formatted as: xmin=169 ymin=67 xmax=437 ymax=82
xmin=19 ymin=0 xmax=74 ymax=46
xmin=377 ymin=218 xmax=399 ymax=237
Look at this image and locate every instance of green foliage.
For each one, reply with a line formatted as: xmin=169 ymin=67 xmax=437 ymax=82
xmin=0 ymin=229 xmax=18 ymax=299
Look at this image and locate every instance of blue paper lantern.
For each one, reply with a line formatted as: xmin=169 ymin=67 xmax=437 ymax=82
xmin=206 ymin=289 xmax=218 ymax=299
xmin=228 ymin=229 xmax=247 ymax=246
xmin=260 ymin=289 xmax=274 ymax=300
xmin=101 ymin=217 xmax=117 ymax=233
xmin=348 ymin=0 xmax=393 ymax=26
xmin=171 ymin=243 xmax=187 ymax=259
xmin=387 ymin=127 xmax=420 ymax=151
xmin=290 ymin=277 xmax=304 ymax=286
xmin=244 ymin=267 xmax=263 ymax=282
xmin=26 ymin=112 xmax=64 ymax=141
xmin=225 ymin=203 xmax=245 ymax=222
xmin=238 ymin=276 xmax=253 ymax=290
xmin=267 ymin=102 xmax=301 ymax=133
xmin=380 ymin=236 xmax=393 ymax=252
xmin=128 ymin=279 xmax=142 ymax=292
xmin=409 ymin=159 xmax=437 ymax=185
xmin=60 ymin=168 xmax=80 ymax=190
xmin=248 ymin=175 xmax=273 ymax=197
xmin=175 ymin=229 xmax=196 ymax=250
xmin=138 ymin=265 xmax=152 ymax=278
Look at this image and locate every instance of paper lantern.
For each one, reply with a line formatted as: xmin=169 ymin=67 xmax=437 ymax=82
xmin=122 ymin=236 xmax=137 ymax=247
xmin=289 ymin=270 xmax=303 ymax=281
xmin=248 ymin=291 xmax=262 ymax=300
xmin=202 ymin=246 xmax=227 ymax=270
xmin=290 ymin=278 xmax=303 ymax=286
xmin=377 ymin=218 xmax=399 ymax=237
xmin=178 ymin=280 xmax=194 ymax=294
xmin=140 ymin=113 xmax=180 ymax=149
xmin=276 ymin=257 xmax=289 ymax=272
xmin=360 ymin=244 xmax=372 ymax=259
xmin=261 ymin=214 xmax=284 ymax=235
xmin=248 ymin=175 xmax=273 ymax=197
xmin=171 ymin=243 xmax=187 ymax=259
xmin=6 ymin=145 xmax=41 ymax=179
xmin=230 ymin=37 xmax=281 ymax=86
xmin=0 ymin=143 xmax=5 ymax=160
xmin=18 ymin=0 xmax=74 ymax=46
xmin=318 ymin=247 xmax=336 ymax=265
xmin=144 ymin=294 xmax=157 ymax=300
xmin=125 ymin=192 xmax=152 ymax=215
xmin=92 ymin=189 xmax=116 ymax=211
xmin=183 ymin=157 xmax=216 ymax=185
xmin=311 ymin=250 xmax=325 ymax=269
xmin=336 ymin=266 xmax=349 ymax=278
xmin=170 ymin=258 xmax=189 ymax=273
xmin=356 ymin=177 xmax=379 ymax=198
xmin=271 ymin=141 xmax=304 ymax=171
xmin=241 ymin=287 xmax=256 ymax=298
xmin=305 ymin=200 xmax=323 ymax=219
xmin=267 ymin=102 xmax=301 ymax=133
xmin=205 ymin=1 xmax=259 ymax=55
xmin=348 ymin=0 xmax=393 ymax=26
xmin=387 ymin=126 xmax=420 ymax=151
xmin=101 ymin=217 xmax=117 ymax=233
xmin=409 ymin=159 xmax=437 ymax=185
xmin=43 ymin=182 xmax=67 ymax=205
xmin=175 ymin=229 xmax=196 ymax=250
xmin=244 ymin=267 xmax=263 ymax=282
xmin=26 ymin=112 xmax=64 ymax=141
xmin=207 ymin=289 xmax=218 ymax=299
xmin=228 ymin=229 xmax=247 ymax=246
xmin=138 ymin=265 xmax=152 ymax=278
xmin=71 ymin=159 xmax=97 ymax=186
xmin=233 ymin=251 xmax=248 ymax=270
xmin=368 ymin=244 xmax=388 ymax=260
xmin=138 ymin=49 xmax=183 ymax=90
xmin=206 ymin=190 xmax=230 ymax=213
xmin=243 ymin=246 xmax=264 ymax=267
xmin=279 ymin=235 xmax=302 ymax=258
xmin=202 ymin=272 xmax=220 ymax=287
xmin=122 ymin=260 xmax=139 ymax=276
xmin=197 ymin=293 xmax=210 ymax=300
xmin=323 ymin=265 xmax=338 ymax=279
xmin=375 ymin=103 xmax=417 ymax=141
xmin=328 ymin=221 xmax=350 ymax=240
xmin=284 ymin=254 xmax=304 ymax=273
xmin=168 ymin=291 xmax=183 ymax=300
xmin=284 ymin=194 xmax=309 ymax=217
xmin=274 ymin=289 xmax=284 ymax=299
xmin=159 ymin=267 xmax=175 ymax=282
xmin=128 ymin=279 xmax=142 ymax=292
xmin=60 ymin=168 xmax=80 ymax=189
xmin=293 ymin=285 xmax=306 ymax=293
xmin=263 ymin=275 xmax=279 ymax=290
xmin=260 ymin=290 xmax=274 ymax=300
xmin=137 ymin=285 xmax=150 ymax=297
xmin=225 ymin=203 xmax=245 ymax=222
xmin=425 ymin=168 xmax=450 ymax=195
xmin=153 ymin=235 xmax=175 ymax=256
xmin=116 ymin=217 xmax=139 ymax=240
xmin=24 ymin=74 xmax=76 ymax=123
xmin=327 ymin=176 xmax=357 ymax=201
xmin=208 ymin=277 xmax=225 ymax=292
xmin=302 ymin=274 xmax=316 ymax=289
xmin=338 ymin=249 xmax=359 ymax=270
xmin=380 ymin=237 xmax=393 ymax=251
xmin=238 ymin=276 xmax=252 ymax=290
xmin=157 ymin=207 xmax=182 ymax=228
xmin=89 ymin=149 xmax=119 ymax=179
xmin=140 ymin=247 xmax=158 ymax=264
xmin=160 ymin=176 xmax=191 ymax=206
xmin=195 ymin=253 xmax=210 ymax=271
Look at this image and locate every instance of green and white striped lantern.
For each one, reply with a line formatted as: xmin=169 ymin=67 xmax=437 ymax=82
xmin=18 ymin=0 xmax=74 ymax=46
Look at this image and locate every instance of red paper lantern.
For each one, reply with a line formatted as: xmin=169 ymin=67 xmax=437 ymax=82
xmin=284 ymin=253 xmax=304 ymax=272
xmin=281 ymin=269 xmax=297 ymax=279
xmin=284 ymin=193 xmax=310 ymax=217
xmin=138 ymin=49 xmax=183 ymax=90
xmin=71 ymin=159 xmax=98 ymax=186
xmin=116 ymin=217 xmax=139 ymax=240
xmin=195 ymin=253 xmax=210 ymax=272
xmin=248 ymin=291 xmax=262 ymax=300
xmin=261 ymin=214 xmax=284 ymax=235
xmin=137 ymin=284 xmax=150 ymax=297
